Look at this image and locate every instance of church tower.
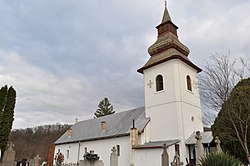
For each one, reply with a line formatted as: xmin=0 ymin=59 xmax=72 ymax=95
xmin=138 ymin=5 xmax=203 ymax=142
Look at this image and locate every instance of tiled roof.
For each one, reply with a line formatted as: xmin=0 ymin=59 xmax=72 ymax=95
xmin=55 ymin=107 xmax=149 ymax=145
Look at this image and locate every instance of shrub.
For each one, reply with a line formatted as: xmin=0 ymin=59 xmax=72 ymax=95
xmin=199 ymin=152 xmax=241 ymax=166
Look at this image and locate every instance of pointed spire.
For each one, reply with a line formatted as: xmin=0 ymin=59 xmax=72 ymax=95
xmin=161 ymin=2 xmax=171 ymax=23
xmin=137 ymin=3 xmax=202 ymax=74
xmin=156 ymin=3 xmax=178 ymax=37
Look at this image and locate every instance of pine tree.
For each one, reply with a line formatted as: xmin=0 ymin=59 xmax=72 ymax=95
xmin=0 ymin=85 xmax=16 ymax=158
xmin=94 ymin=98 xmax=114 ymax=118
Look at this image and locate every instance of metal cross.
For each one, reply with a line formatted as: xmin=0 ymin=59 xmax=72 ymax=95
xmin=164 ymin=0 xmax=167 ymax=7
xmin=75 ymin=117 xmax=78 ymax=123
xmin=147 ymin=80 xmax=153 ymax=88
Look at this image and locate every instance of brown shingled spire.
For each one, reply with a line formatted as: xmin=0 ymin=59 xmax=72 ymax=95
xmin=156 ymin=4 xmax=178 ymax=37
xmin=137 ymin=5 xmax=202 ymax=74
xmin=162 ymin=6 xmax=172 ymax=23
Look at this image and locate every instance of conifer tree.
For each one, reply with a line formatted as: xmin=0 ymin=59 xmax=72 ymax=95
xmin=0 ymin=85 xmax=16 ymax=158
xmin=94 ymin=98 xmax=114 ymax=118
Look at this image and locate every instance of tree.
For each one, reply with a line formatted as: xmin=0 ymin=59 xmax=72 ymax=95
xmin=0 ymin=85 xmax=16 ymax=158
xmin=10 ymin=124 xmax=71 ymax=162
xmin=199 ymin=52 xmax=250 ymax=125
xmin=94 ymin=98 xmax=114 ymax=118
xmin=211 ymin=78 xmax=250 ymax=164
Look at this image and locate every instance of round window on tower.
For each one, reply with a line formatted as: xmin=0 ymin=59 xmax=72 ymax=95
xmin=191 ymin=116 xmax=195 ymax=121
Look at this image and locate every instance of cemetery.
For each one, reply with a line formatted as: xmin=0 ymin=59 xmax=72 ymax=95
xmin=0 ymin=1 xmax=249 ymax=166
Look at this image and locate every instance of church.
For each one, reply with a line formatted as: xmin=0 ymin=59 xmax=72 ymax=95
xmin=53 ymin=4 xmax=214 ymax=166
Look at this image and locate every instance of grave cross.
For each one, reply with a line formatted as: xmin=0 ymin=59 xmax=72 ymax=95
xmin=147 ymin=80 xmax=153 ymax=88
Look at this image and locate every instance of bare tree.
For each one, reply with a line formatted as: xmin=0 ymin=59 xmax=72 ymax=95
xmin=199 ymin=51 xmax=250 ymax=125
xmin=10 ymin=124 xmax=71 ymax=162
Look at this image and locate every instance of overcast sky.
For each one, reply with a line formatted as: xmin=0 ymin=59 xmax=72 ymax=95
xmin=0 ymin=0 xmax=249 ymax=129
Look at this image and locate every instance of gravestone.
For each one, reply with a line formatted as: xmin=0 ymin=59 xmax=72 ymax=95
xmin=195 ymin=131 xmax=204 ymax=165
xmin=214 ymin=136 xmax=222 ymax=153
xmin=79 ymin=148 xmax=104 ymax=166
xmin=170 ymin=144 xmax=183 ymax=166
xmin=170 ymin=151 xmax=183 ymax=166
xmin=161 ymin=144 xmax=169 ymax=166
xmin=29 ymin=155 xmax=41 ymax=166
xmin=1 ymin=142 xmax=16 ymax=166
xmin=110 ymin=147 xmax=118 ymax=166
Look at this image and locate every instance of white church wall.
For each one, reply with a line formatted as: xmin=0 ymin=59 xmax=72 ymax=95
xmin=146 ymin=103 xmax=180 ymax=141
xmin=144 ymin=60 xmax=176 ymax=108
xmin=179 ymin=140 xmax=190 ymax=165
xmin=143 ymin=58 xmax=203 ymax=142
xmin=176 ymin=60 xmax=201 ymax=107
xmin=54 ymin=136 xmax=131 ymax=166
xmin=134 ymin=144 xmax=176 ymax=166
xmin=54 ymin=142 xmax=79 ymax=165
xmin=138 ymin=121 xmax=151 ymax=144
xmin=134 ymin=148 xmax=161 ymax=166
xmin=181 ymin=102 xmax=203 ymax=138
xmin=175 ymin=60 xmax=203 ymax=138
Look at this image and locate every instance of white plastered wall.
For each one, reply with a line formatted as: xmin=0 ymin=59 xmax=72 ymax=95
xmin=143 ymin=59 xmax=203 ymax=141
xmin=54 ymin=136 xmax=130 ymax=166
xmin=134 ymin=144 xmax=176 ymax=166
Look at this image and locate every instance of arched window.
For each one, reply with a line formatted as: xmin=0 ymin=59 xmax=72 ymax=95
xmin=186 ymin=75 xmax=192 ymax=91
xmin=117 ymin=145 xmax=120 ymax=156
xmin=67 ymin=150 xmax=69 ymax=159
xmin=156 ymin=75 xmax=164 ymax=91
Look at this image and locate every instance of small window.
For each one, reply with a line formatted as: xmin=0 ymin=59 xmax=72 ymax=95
xmin=117 ymin=145 xmax=120 ymax=156
xmin=67 ymin=150 xmax=69 ymax=159
xmin=156 ymin=75 xmax=164 ymax=91
xmin=186 ymin=75 xmax=192 ymax=91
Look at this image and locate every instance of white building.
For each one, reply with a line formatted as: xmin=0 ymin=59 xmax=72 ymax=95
xmin=54 ymin=5 xmax=213 ymax=166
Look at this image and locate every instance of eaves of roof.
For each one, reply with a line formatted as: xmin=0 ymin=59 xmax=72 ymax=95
xmin=138 ymin=55 xmax=202 ymax=74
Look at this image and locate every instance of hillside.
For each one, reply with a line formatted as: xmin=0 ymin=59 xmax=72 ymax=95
xmin=9 ymin=124 xmax=71 ymax=162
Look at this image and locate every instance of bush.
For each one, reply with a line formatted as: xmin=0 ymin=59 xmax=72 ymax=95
xmin=199 ymin=152 xmax=241 ymax=166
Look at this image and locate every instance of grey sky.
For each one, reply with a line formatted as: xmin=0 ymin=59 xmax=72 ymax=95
xmin=0 ymin=0 xmax=249 ymax=129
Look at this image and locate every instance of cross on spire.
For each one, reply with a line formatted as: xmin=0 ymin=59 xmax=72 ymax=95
xmin=164 ymin=0 xmax=167 ymax=7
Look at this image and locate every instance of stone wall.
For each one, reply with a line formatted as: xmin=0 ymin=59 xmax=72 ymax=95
xmin=79 ymin=160 xmax=104 ymax=166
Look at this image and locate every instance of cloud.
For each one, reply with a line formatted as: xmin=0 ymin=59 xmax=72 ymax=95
xmin=0 ymin=49 xmax=144 ymax=129
xmin=0 ymin=0 xmax=249 ymax=128
xmin=0 ymin=51 xmax=89 ymax=127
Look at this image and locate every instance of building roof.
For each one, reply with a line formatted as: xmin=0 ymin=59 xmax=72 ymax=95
xmin=133 ymin=140 xmax=179 ymax=149
xmin=137 ymin=5 xmax=202 ymax=74
xmin=161 ymin=6 xmax=171 ymax=23
xmin=185 ymin=131 xmax=213 ymax=145
xmin=55 ymin=107 xmax=150 ymax=145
